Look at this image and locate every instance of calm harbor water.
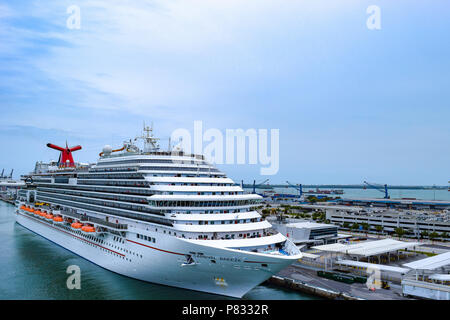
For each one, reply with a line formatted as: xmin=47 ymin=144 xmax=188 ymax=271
xmin=268 ymin=187 xmax=450 ymax=201
xmin=0 ymin=201 xmax=315 ymax=300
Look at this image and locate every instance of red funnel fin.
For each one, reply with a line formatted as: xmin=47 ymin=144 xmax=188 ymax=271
xmin=47 ymin=143 xmax=82 ymax=167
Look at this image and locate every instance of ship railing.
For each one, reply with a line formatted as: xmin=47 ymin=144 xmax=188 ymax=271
xmin=60 ymin=209 xmax=128 ymax=230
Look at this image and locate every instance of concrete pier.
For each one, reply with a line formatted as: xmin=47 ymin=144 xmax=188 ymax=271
xmin=267 ymin=264 xmax=413 ymax=300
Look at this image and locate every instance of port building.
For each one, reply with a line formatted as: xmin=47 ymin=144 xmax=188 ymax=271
xmin=401 ymin=252 xmax=450 ymax=300
xmin=321 ymin=205 xmax=450 ymax=238
xmin=267 ymin=217 xmax=340 ymax=245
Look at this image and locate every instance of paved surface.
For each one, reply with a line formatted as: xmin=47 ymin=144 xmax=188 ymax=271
xmin=276 ymin=265 xmax=412 ymax=300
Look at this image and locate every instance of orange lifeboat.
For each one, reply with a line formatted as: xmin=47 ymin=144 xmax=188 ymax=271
xmin=81 ymin=225 xmax=96 ymax=233
xmin=71 ymin=222 xmax=83 ymax=230
xmin=45 ymin=213 xmax=54 ymax=220
xmin=20 ymin=205 xmax=26 ymax=210
xmin=53 ymin=216 xmax=63 ymax=223
xmin=34 ymin=210 xmax=41 ymax=216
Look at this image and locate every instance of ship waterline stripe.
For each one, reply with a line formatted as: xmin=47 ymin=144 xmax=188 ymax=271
xmin=17 ymin=211 xmax=126 ymax=257
xmin=126 ymin=239 xmax=185 ymax=256
xmin=244 ymin=260 xmax=281 ymax=264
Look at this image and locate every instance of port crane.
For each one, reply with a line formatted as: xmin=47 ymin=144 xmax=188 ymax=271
xmin=0 ymin=169 xmax=13 ymax=180
xmin=286 ymin=181 xmax=303 ymax=199
xmin=363 ymin=181 xmax=389 ymax=199
xmin=252 ymin=179 xmax=270 ymax=194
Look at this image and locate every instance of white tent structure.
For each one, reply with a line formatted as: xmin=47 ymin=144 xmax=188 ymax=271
xmin=313 ymin=238 xmax=420 ymax=258
xmin=401 ymin=252 xmax=450 ymax=300
xmin=336 ymin=260 xmax=410 ymax=274
xmin=403 ymin=252 xmax=450 ymax=270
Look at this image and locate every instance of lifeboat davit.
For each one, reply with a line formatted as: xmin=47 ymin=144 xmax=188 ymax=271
xmin=53 ymin=216 xmax=63 ymax=223
xmin=71 ymin=222 xmax=83 ymax=230
xmin=81 ymin=225 xmax=96 ymax=233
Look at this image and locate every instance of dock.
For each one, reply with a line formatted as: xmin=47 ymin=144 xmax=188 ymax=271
xmin=0 ymin=196 xmax=15 ymax=205
xmin=267 ymin=264 xmax=412 ymax=300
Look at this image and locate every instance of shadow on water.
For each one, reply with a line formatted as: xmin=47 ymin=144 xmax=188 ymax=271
xmin=0 ymin=202 xmax=316 ymax=300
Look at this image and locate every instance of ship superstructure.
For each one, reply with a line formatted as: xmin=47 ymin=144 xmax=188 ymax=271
xmin=15 ymin=125 xmax=301 ymax=297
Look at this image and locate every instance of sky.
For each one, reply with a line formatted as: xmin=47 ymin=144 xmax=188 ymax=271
xmin=0 ymin=0 xmax=449 ymax=185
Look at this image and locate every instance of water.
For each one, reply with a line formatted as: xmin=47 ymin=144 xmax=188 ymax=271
xmin=262 ymin=187 xmax=450 ymax=201
xmin=0 ymin=201 xmax=315 ymax=300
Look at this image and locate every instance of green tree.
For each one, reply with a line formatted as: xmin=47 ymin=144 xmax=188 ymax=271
xmin=429 ymin=232 xmax=439 ymax=241
xmin=395 ymin=228 xmax=405 ymax=238
xmin=420 ymin=230 xmax=429 ymax=239
xmin=375 ymin=225 xmax=383 ymax=233
xmin=351 ymin=223 xmax=360 ymax=230
xmin=441 ymin=232 xmax=448 ymax=241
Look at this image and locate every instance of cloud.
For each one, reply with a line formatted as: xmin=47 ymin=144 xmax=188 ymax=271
xmin=0 ymin=0 xmax=449 ymax=184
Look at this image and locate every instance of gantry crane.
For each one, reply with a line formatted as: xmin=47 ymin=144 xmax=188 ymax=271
xmin=363 ymin=181 xmax=389 ymax=199
xmin=252 ymin=179 xmax=270 ymax=194
xmin=286 ymin=181 xmax=303 ymax=199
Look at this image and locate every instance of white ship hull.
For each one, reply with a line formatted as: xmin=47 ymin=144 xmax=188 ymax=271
xmin=16 ymin=209 xmax=298 ymax=298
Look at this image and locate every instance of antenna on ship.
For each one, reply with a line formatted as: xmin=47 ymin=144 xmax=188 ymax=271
xmin=136 ymin=121 xmax=160 ymax=153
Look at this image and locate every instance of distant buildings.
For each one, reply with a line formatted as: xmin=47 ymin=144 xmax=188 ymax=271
xmin=324 ymin=206 xmax=450 ymax=238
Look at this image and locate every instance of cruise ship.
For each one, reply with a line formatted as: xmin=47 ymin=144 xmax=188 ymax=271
xmin=15 ymin=125 xmax=301 ymax=298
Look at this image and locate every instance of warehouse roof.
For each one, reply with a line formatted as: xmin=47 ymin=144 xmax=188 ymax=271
xmin=313 ymin=239 xmax=421 ymax=257
xmin=403 ymin=252 xmax=450 ymax=270
xmin=429 ymin=274 xmax=450 ymax=281
xmin=336 ymin=260 xmax=410 ymax=274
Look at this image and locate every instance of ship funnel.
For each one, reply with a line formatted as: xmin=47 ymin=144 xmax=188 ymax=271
xmin=47 ymin=142 xmax=82 ymax=168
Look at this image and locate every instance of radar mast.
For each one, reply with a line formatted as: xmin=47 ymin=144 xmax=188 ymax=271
xmin=135 ymin=122 xmax=160 ymax=153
